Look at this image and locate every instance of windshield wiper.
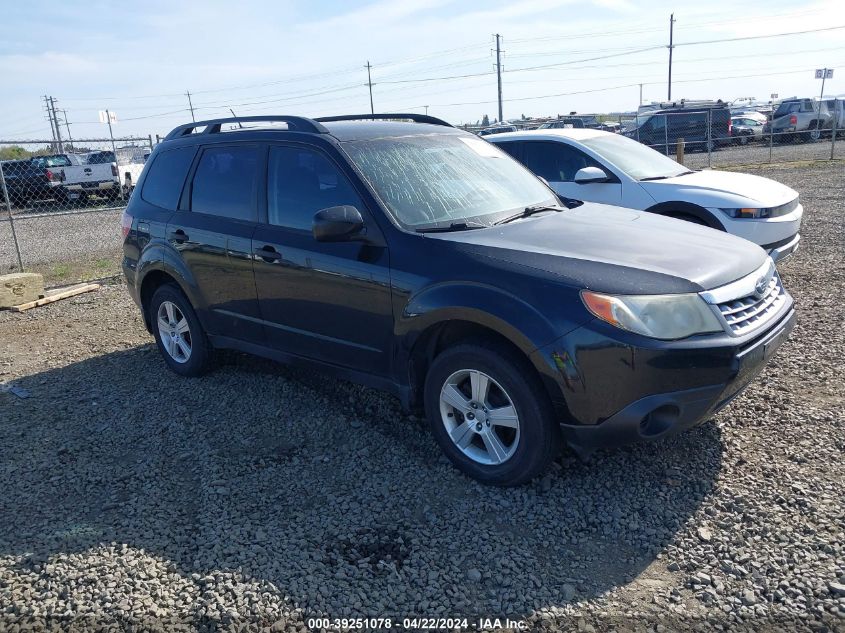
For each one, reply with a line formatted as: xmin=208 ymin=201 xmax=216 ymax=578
xmin=640 ymin=170 xmax=694 ymax=182
xmin=494 ymin=204 xmax=566 ymax=226
xmin=416 ymin=221 xmax=488 ymax=233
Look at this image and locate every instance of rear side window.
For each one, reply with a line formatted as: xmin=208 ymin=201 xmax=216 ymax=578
xmin=190 ymin=146 xmax=259 ymax=221
xmin=267 ymin=146 xmax=363 ymax=231
xmin=141 ymin=146 xmax=196 ymax=210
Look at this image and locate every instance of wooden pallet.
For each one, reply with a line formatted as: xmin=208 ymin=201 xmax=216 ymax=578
xmin=8 ymin=283 xmax=100 ymax=312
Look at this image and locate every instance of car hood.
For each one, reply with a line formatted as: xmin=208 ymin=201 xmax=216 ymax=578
xmin=428 ymin=203 xmax=768 ymax=295
xmin=639 ymin=169 xmax=798 ymax=208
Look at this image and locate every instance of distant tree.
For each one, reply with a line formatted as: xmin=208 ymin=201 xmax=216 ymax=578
xmin=521 ymin=113 xmax=526 ymax=120
xmin=0 ymin=146 xmax=29 ymax=160
xmin=481 ymin=114 xmax=490 ymax=126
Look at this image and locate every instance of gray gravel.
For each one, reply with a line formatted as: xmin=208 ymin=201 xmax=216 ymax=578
xmin=0 ymin=162 xmax=843 ymax=631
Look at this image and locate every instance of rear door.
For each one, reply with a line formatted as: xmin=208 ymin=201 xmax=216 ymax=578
xmin=509 ymin=140 xmax=623 ymax=205
xmin=166 ymin=143 xmax=264 ymax=343
xmin=252 ymin=143 xmax=393 ymax=375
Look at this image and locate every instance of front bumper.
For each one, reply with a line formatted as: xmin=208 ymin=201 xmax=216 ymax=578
xmin=531 ymin=305 xmax=795 ymax=455
xmin=764 ymin=232 xmax=800 ymax=262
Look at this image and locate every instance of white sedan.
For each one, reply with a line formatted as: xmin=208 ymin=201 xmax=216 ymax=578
xmin=488 ymin=128 xmax=802 ymax=261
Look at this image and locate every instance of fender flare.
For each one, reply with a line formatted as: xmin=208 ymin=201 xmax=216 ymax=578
xmin=644 ymin=201 xmax=726 ymax=231
xmin=136 ymin=241 xmax=207 ymax=326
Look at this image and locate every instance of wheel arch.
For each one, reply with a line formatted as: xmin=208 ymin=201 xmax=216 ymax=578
xmin=136 ymin=248 xmax=204 ymax=332
xmin=644 ymin=201 xmax=725 ymax=231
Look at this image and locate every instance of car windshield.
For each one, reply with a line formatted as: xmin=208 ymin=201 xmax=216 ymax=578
xmin=342 ymin=133 xmax=557 ymax=229
xmin=578 ymin=133 xmax=690 ymax=180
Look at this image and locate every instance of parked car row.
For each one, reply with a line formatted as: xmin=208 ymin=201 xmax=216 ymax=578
xmin=474 ymin=95 xmax=844 ymax=150
xmin=121 ymin=113 xmax=798 ymax=486
xmin=0 ymin=147 xmax=150 ymax=208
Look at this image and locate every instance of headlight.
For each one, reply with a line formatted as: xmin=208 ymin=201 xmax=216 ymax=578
xmin=581 ymin=291 xmax=723 ymax=340
xmin=719 ymin=207 xmax=771 ymax=219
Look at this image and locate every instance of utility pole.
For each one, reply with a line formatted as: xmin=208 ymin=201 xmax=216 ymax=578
xmin=43 ymin=95 xmax=58 ymax=151
xmin=365 ymin=61 xmax=375 ymax=115
xmin=494 ymin=34 xmax=504 ymax=123
xmin=60 ymin=109 xmax=73 ymax=148
xmin=424 ymin=105 xmax=429 ymax=115
xmin=48 ymin=96 xmax=64 ymax=153
xmin=667 ymin=13 xmax=675 ymax=101
xmin=185 ymin=91 xmax=196 ymax=122
xmin=639 ymin=84 xmax=643 ymax=106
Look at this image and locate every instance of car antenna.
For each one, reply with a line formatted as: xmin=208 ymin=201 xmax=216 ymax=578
xmin=229 ymin=109 xmax=243 ymax=128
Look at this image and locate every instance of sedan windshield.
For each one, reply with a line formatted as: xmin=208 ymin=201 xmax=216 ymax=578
xmin=578 ymin=133 xmax=691 ymax=181
xmin=343 ymin=134 xmax=557 ymax=229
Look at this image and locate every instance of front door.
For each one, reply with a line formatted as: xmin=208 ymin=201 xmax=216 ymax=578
xmin=167 ymin=143 xmax=264 ymax=343
xmin=517 ymin=141 xmax=623 ymax=206
xmin=252 ymin=144 xmax=393 ymax=376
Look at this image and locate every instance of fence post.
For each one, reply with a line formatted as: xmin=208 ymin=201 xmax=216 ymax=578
xmin=769 ymin=121 xmax=774 ymax=163
xmin=707 ymin=110 xmax=712 ymax=168
xmin=831 ymin=98 xmax=838 ymax=161
xmin=664 ymin=114 xmax=668 ymax=155
xmin=148 ymin=134 xmax=155 ymax=151
xmin=0 ymin=161 xmax=25 ymax=272
xmin=676 ymin=138 xmax=685 ymax=165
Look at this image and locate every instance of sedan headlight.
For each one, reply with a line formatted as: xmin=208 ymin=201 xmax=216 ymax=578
xmin=719 ymin=207 xmax=771 ymax=219
xmin=581 ymin=291 xmax=723 ymax=340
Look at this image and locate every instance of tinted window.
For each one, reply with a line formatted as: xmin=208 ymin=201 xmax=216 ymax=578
xmin=267 ymin=146 xmax=363 ymax=231
xmin=496 ymin=142 xmax=521 ymax=160
xmin=191 ymin=146 xmax=258 ymax=221
xmin=87 ymin=151 xmax=116 ymax=164
xmin=141 ymin=146 xmax=196 ymax=210
xmin=521 ymin=142 xmax=603 ymax=182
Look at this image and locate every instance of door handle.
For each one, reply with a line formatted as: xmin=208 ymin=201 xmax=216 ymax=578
xmin=168 ymin=229 xmax=188 ymax=243
xmin=254 ymin=245 xmax=282 ymax=262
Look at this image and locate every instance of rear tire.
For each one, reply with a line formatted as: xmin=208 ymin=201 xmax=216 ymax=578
xmin=149 ymin=284 xmax=212 ymax=377
xmin=424 ymin=341 xmax=561 ymax=486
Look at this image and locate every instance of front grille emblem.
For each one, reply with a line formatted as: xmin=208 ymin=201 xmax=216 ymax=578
xmin=754 ymin=275 xmax=769 ymax=299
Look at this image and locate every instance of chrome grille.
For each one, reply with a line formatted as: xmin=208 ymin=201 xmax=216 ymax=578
xmin=716 ymin=271 xmax=786 ymax=335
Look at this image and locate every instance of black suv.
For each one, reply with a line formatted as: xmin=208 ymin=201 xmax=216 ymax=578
xmin=123 ymin=114 xmax=795 ymax=486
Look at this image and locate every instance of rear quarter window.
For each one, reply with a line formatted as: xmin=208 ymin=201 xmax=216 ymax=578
xmin=141 ymin=146 xmax=196 ymax=210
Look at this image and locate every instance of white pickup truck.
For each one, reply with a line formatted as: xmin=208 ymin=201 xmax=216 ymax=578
xmin=32 ymin=153 xmax=120 ymax=203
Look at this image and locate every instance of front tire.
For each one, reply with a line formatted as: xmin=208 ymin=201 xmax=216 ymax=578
xmin=150 ymin=284 xmax=212 ymax=377
xmin=424 ymin=341 xmax=560 ymax=486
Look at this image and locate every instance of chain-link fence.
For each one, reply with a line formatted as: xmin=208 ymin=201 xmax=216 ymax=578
xmin=616 ymin=99 xmax=844 ymax=170
xmin=0 ymin=137 xmax=155 ymax=287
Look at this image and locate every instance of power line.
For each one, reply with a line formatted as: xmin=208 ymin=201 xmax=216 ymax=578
xmin=675 ymin=25 xmax=845 ymax=47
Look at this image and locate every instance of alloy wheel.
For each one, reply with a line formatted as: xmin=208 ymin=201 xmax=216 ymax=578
xmin=157 ymin=300 xmax=192 ymax=363
xmin=439 ymin=369 xmax=520 ymax=465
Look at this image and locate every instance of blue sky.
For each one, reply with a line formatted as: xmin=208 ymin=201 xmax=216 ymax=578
xmin=1 ymin=0 xmax=844 ymax=140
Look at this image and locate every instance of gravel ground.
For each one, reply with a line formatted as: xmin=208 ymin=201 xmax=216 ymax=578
xmin=0 ymin=162 xmax=843 ymax=632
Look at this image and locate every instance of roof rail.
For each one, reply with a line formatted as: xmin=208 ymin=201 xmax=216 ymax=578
xmin=314 ymin=113 xmax=454 ymax=128
xmin=164 ymin=116 xmax=329 ymax=140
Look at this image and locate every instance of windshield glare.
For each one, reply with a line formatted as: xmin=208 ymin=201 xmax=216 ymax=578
xmin=343 ymin=134 xmax=556 ymax=229
xmin=579 ymin=133 xmax=689 ymax=180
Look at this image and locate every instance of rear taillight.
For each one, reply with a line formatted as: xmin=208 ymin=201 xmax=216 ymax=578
xmin=45 ymin=169 xmax=64 ymax=182
xmin=121 ymin=210 xmax=133 ymax=238
xmin=111 ymin=163 xmax=118 ymax=177
xmin=728 ymin=120 xmax=732 ymax=135
xmin=790 ymin=115 xmax=797 ymax=125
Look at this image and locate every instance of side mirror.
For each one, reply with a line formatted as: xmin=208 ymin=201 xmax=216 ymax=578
xmin=313 ymin=205 xmax=365 ymax=242
xmin=574 ymin=166 xmax=610 ymax=184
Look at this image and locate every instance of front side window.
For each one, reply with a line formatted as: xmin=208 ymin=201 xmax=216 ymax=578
xmin=141 ymin=146 xmax=196 ymax=210
xmin=190 ymin=145 xmax=258 ymax=221
xmin=521 ymin=142 xmax=603 ymax=183
xmin=342 ymin=133 xmax=555 ymax=229
xmin=267 ymin=146 xmax=363 ymax=231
